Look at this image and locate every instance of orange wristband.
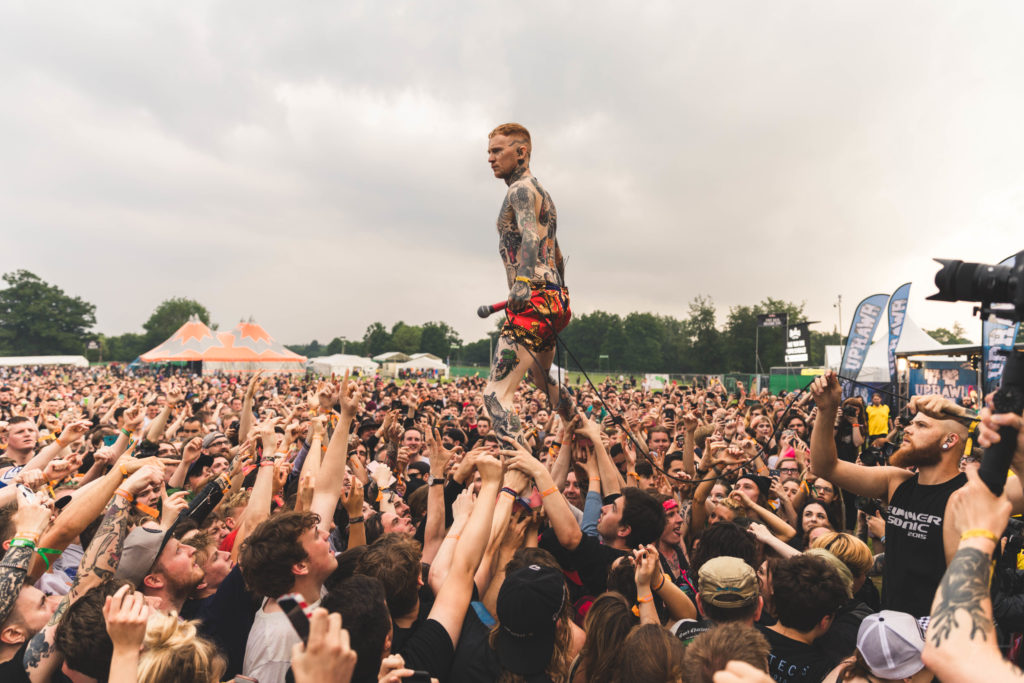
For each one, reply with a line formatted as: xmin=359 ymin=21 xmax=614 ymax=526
xmin=540 ymin=486 xmax=558 ymax=498
xmin=115 ymin=488 xmax=134 ymax=503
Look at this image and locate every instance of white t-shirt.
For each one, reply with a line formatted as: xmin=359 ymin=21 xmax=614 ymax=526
xmin=243 ymin=599 xmax=308 ymax=683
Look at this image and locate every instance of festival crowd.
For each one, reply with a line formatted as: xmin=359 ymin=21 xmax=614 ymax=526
xmin=0 ymin=363 xmax=1021 ymax=683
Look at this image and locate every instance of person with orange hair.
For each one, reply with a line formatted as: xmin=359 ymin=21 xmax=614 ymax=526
xmin=484 ymin=123 xmax=573 ymax=443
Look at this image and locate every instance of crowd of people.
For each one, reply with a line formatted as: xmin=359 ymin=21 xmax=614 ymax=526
xmin=0 ymin=362 xmax=1021 ymax=683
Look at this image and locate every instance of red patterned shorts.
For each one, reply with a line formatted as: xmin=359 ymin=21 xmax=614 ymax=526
xmin=501 ymin=284 xmax=572 ymax=352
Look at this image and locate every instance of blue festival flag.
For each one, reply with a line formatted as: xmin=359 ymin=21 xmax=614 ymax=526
xmin=982 ymin=253 xmax=1021 ymax=395
xmin=840 ymin=293 xmax=890 ymax=392
xmin=886 ymin=283 xmax=911 ymax=385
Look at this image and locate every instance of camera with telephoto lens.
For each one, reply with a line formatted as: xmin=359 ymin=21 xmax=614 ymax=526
xmin=929 ymin=249 xmax=1024 ymax=318
xmin=930 ymin=249 xmax=1024 ymax=495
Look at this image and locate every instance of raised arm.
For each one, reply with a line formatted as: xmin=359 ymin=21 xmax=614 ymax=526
xmin=310 ymin=373 xmax=360 ymax=533
xmin=549 ymin=418 xmax=577 ymax=489
xmin=680 ymin=412 xmax=699 ymax=477
xmin=24 ymin=463 xmax=163 ymax=683
xmin=422 ymin=428 xmax=455 ymax=564
xmin=577 ymin=416 xmax=624 ymax=495
xmin=808 ymin=372 xmax=894 ymax=500
xmin=505 ymin=441 xmax=582 ymax=551
xmin=428 ymin=454 xmax=501 ymax=646
xmin=28 ymin=455 xmax=172 ymax=582
xmin=237 ymin=371 xmax=263 ymax=446
xmin=0 ymin=494 xmax=52 ymax=625
xmin=922 ymin=466 xmax=1020 ymax=681
xmin=145 ymin=388 xmax=183 ymax=444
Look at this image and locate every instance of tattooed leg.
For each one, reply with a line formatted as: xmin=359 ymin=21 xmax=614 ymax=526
xmin=484 ymin=336 xmax=532 ymax=445
xmin=526 ymin=346 xmax=575 ymax=421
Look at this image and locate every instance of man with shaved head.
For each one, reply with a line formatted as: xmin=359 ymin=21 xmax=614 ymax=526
xmin=807 ymin=372 xmax=973 ymax=617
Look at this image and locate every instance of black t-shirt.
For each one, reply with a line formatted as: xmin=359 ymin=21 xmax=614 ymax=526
xmin=760 ymin=626 xmax=836 ymax=683
xmin=834 ymin=422 xmax=859 ymax=463
xmin=883 ymin=472 xmax=966 ymax=617
xmin=0 ymin=642 xmax=31 ymax=683
xmin=193 ymin=564 xmax=262 ymax=679
xmin=814 ymin=599 xmax=873 ymax=663
xmin=539 ymin=529 xmax=629 ymax=598
xmin=449 ymin=606 xmax=501 ymax=683
xmin=395 ymin=618 xmax=456 ymax=681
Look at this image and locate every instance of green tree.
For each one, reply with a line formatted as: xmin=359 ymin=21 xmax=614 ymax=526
xmin=390 ymin=322 xmax=422 ymax=354
xmin=143 ymin=297 xmax=212 ymax=347
xmin=623 ymin=312 xmax=665 ymax=371
xmin=683 ymin=295 xmax=721 ymax=372
xmin=925 ymin=323 xmax=971 ymax=345
xmin=0 ymin=270 xmax=97 ymax=355
xmin=103 ymin=332 xmax=148 ymax=362
xmin=420 ymin=321 xmax=462 ymax=359
xmin=362 ymin=323 xmax=391 ymax=357
xmin=326 ymin=337 xmax=346 ymax=355
xmin=722 ymin=298 xmax=807 ymax=372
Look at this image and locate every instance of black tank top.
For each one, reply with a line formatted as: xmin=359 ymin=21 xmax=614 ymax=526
xmin=882 ymin=471 xmax=966 ymax=617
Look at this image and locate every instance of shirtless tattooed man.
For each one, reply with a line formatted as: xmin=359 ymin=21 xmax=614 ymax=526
xmin=484 ymin=123 xmax=574 ymax=443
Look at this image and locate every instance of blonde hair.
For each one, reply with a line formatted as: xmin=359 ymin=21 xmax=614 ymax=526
xmin=809 ymin=532 xmax=873 ymax=578
xmin=137 ymin=612 xmax=225 ymax=683
xmin=489 ymin=123 xmax=532 ymax=159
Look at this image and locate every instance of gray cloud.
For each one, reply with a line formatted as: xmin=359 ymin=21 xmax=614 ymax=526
xmin=1 ymin=1 xmax=1020 ymax=351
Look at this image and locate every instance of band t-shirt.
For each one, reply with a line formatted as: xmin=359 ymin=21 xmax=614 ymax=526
xmin=883 ymin=472 xmax=966 ymax=617
xmin=760 ymin=626 xmax=836 ymax=682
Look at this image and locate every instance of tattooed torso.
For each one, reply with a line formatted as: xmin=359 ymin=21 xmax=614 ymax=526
xmin=496 ymin=174 xmax=563 ymax=288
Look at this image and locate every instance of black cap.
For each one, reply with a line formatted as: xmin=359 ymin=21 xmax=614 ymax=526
xmin=494 ymin=565 xmax=566 ymax=676
xmin=187 ymin=454 xmax=214 ymax=479
xmin=407 ymin=461 xmax=430 ymax=475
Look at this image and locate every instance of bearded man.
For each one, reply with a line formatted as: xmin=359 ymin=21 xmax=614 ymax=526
xmin=807 ymin=371 xmax=972 ymax=617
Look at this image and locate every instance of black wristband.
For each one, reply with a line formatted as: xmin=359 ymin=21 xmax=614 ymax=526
xmin=349 ymin=516 xmax=364 ymax=524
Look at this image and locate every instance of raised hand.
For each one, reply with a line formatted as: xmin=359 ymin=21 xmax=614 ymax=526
xmin=290 ymin=608 xmax=357 ymax=683
xmin=103 ymin=585 xmax=150 ymax=653
xmin=810 ymin=371 xmax=841 ymax=413
xmin=58 ymin=419 xmax=93 ymax=446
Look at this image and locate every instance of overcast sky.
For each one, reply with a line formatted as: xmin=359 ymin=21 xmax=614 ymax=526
xmin=2 ymin=1 xmax=1022 ymax=351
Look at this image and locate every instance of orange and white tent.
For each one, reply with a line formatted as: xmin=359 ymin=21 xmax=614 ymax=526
xmin=140 ymin=316 xmax=306 ymax=373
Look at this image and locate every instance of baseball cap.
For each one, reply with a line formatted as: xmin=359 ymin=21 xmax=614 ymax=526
xmin=697 ymin=556 xmax=758 ymax=607
xmin=494 ymin=565 xmax=566 ymax=676
xmin=116 ymin=526 xmax=174 ymax=586
xmin=856 ymin=611 xmax=926 ymax=679
xmin=202 ymin=432 xmax=228 ymax=449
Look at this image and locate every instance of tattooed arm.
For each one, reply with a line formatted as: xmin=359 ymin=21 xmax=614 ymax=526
xmin=507 ymin=182 xmax=543 ymax=312
xmin=922 ymin=466 xmax=1021 ymax=681
xmin=23 ymin=464 xmax=162 ymax=682
xmin=0 ymin=493 xmax=52 ymax=625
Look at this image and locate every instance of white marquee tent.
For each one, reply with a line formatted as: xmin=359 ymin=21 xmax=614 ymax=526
xmin=393 ymin=356 xmax=449 ymax=378
xmin=307 ymin=354 xmax=379 ymax=376
xmin=0 ymin=355 xmax=89 ymax=368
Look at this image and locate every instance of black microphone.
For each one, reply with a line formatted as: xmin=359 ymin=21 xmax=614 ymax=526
xmin=477 ymin=301 xmax=508 ymax=318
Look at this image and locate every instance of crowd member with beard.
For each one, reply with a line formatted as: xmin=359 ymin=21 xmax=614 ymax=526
xmin=808 ymin=371 xmax=975 ymax=617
